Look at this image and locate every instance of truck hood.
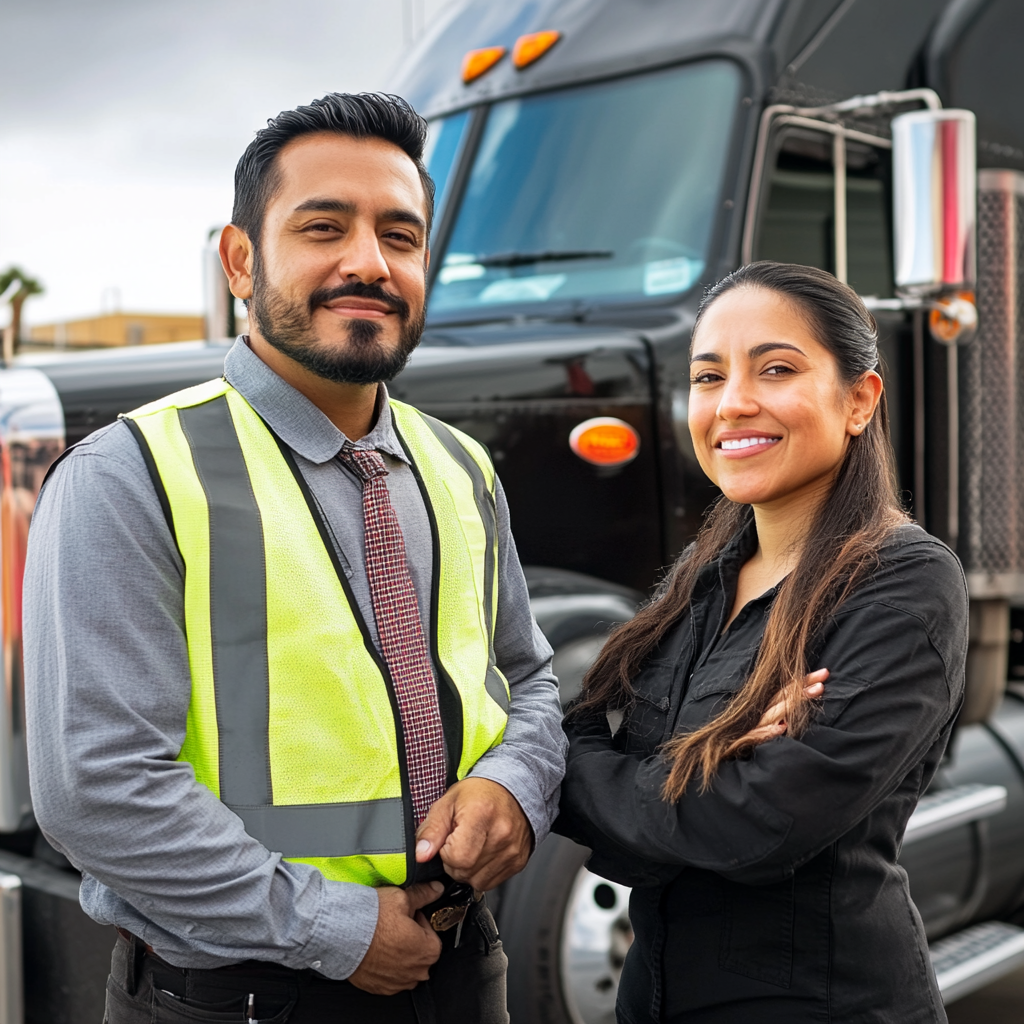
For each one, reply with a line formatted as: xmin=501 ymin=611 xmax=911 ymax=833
xmin=391 ymin=326 xmax=652 ymax=407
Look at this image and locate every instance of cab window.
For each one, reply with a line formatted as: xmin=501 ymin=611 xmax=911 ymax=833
xmin=755 ymin=127 xmax=894 ymax=299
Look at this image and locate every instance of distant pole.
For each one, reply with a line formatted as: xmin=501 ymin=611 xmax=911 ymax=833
xmin=403 ymin=0 xmax=424 ymax=45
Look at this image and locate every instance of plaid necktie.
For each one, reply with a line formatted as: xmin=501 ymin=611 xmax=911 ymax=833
xmin=338 ymin=445 xmax=447 ymax=825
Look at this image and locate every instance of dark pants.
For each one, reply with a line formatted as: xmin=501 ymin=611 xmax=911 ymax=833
xmin=102 ymin=901 xmax=508 ymax=1024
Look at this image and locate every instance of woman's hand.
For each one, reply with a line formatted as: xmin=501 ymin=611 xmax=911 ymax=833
xmin=724 ymin=668 xmax=829 ymax=757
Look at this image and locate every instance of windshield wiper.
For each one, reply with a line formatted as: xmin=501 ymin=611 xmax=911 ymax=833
xmin=473 ymin=249 xmax=613 ymax=268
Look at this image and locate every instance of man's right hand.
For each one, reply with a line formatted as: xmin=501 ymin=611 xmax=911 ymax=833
xmin=347 ymin=881 xmax=444 ymax=995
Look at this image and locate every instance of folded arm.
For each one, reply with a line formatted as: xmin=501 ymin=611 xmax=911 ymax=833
xmin=557 ymin=549 xmax=966 ymax=885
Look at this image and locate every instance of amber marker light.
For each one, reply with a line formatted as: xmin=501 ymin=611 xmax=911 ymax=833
xmin=512 ymin=30 xmax=561 ymax=70
xmin=569 ymin=417 xmax=640 ymax=467
xmin=462 ymin=46 xmax=506 ymax=83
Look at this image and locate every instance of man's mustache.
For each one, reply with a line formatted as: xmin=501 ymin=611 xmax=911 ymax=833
xmin=308 ymin=282 xmax=410 ymax=320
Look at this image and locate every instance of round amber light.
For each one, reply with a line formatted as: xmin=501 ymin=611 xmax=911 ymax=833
xmin=569 ymin=418 xmax=640 ymax=467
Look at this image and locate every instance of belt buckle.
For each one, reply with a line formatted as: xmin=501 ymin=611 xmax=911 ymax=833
xmin=427 ymin=882 xmax=478 ymax=932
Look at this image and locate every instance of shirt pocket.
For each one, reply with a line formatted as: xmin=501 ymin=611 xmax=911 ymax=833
xmin=674 ymin=644 xmax=759 ymax=733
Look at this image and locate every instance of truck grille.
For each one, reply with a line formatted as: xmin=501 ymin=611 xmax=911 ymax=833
xmin=959 ymin=170 xmax=1024 ymax=596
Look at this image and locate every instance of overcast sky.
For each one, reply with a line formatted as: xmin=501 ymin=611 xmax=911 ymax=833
xmin=0 ymin=0 xmax=457 ymax=327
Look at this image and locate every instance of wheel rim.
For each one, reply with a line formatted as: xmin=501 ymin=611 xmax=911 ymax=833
xmin=560 ymin=866 xmax=633 ymax=1024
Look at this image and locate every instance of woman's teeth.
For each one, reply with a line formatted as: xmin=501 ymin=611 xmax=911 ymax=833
xmin=719 ymin=437 xmax=779 ymax=450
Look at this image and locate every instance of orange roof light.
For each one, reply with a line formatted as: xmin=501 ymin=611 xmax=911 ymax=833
xmin=569 ymin=418 xmax=640 ymax=467
xmin=462 ymin=46 xmax=506 ymax=84
xmin=512 ymin=30 xmax=561 ymax=70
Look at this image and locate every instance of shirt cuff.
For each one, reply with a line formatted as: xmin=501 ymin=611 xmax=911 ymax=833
xmin=298 ymin=879 xmax=379 ymax=980
xmin=469 ymin=749 xmax=563 ymax=845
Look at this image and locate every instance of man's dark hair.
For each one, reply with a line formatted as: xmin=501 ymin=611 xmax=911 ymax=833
xmin=232 ymin=92 xmax=435 ymax=248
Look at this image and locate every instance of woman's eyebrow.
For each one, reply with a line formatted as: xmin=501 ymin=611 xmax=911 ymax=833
xmin=749 ymin=342 xmax=806 ymax=358
xmin=690 ymin=342 xmax=807 ymax=363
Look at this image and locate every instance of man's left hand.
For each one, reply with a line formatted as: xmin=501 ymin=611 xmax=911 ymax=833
xmin=415 ymin=778 xmax=532 ymax=891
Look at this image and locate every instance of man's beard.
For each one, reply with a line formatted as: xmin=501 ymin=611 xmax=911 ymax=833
xmin=249 ymin=254 xmax=426 ymax=385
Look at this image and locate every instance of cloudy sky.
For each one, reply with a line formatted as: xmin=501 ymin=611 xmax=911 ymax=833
xmin=0 ymin=0 xmax=457 ymax=328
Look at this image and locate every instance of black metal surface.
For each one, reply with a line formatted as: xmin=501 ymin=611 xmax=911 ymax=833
xmin=927 ymin=0 xmax=1024 ymax=171
xmin=393 ymin=328 xmax=664 ymax=592
xmin=0 ymin=850 xmax=110 ymax=1024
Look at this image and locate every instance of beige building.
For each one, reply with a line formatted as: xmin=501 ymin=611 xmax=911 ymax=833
xmin=28 ymin=312 xmax=205 ymax=349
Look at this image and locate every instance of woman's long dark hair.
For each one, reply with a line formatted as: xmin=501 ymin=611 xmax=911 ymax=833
xmin=572 ymin=262 xmax=908 ymax=799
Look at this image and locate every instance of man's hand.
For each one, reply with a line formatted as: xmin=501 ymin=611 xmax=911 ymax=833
xmin=415 ymin=777 xmax=532 ymax=891
xmin=348 ymin=882 xmax=444 ymax=995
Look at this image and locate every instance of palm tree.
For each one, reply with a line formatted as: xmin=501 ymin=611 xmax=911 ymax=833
xmin=0 ymin=267 xmax=45 ymax=350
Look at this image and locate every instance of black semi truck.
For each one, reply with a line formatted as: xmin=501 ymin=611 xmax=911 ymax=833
xmin=3 ymin=1 xmax=1024 ymax=1021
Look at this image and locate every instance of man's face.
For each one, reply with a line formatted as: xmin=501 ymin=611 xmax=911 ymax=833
xmin=247 ymin=133 xmax=429 ymax=385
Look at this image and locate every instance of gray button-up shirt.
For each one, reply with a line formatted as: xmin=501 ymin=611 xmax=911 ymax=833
xmin=23 ymin=339 xmax=565 ymax=980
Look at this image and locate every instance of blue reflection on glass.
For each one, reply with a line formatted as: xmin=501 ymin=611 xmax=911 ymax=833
xmin=430 ymin=60 xmax=740 ymax=317
xmin=423 ymin=110 xmax=470 ymax=239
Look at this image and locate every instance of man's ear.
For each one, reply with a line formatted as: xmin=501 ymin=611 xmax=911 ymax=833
xmin=220 ymin=224 xmax=254 ymax=301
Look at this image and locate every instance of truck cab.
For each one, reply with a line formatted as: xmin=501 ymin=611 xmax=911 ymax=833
xmin=384 ymin=1 xmax=1024 ymax=1020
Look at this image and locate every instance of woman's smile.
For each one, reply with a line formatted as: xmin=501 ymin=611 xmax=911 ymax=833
xmin=715 ymin=431 xmax=782 ymax=458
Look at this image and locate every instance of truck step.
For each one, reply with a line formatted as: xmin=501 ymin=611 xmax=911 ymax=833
xmin=904 ymin=784 xmax=1007 ymax=845
xmin=0 ymin=872 xmax=22 ymax=1024
xmin=931 ymin=920 xmax=1024 ymax=1004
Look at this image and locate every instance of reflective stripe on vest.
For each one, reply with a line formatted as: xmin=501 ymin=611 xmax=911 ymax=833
xmin=122 ymin=379 xmax=508 ymax=886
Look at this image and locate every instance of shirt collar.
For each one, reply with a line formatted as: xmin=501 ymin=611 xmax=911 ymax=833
xmin=222 ymin=337 xmax=410 ymax=466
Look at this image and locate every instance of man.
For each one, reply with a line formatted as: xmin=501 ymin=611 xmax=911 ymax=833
xmin=23 ymin=92 xmax=565 ymax=1023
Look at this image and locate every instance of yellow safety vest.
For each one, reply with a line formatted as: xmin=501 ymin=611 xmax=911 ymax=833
xmin=122 ymin=378 xmax=509 ymax=887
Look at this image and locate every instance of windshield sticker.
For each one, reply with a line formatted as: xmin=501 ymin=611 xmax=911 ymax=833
xmin=643 ymin=257 xmax=704 ymax=296
xmin=439 ymin=263 xmax=486 ymax=285
xmin=479 ymin=275 xmax=567 ymax=303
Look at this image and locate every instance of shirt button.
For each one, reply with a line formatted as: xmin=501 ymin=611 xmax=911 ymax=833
xmin=310 ymin=960 xmax=321 ymax=969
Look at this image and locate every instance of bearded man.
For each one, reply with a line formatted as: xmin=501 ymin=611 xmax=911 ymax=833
xmin=23 ymin=92 xmax=565 ymax=1024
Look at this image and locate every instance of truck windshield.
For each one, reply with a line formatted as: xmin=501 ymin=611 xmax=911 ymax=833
xmin=429 ymin=60 xmax=741 ymax=319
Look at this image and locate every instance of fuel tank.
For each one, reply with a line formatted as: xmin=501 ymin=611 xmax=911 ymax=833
xmin=899 ymin=694 xmax=1024 ymax=939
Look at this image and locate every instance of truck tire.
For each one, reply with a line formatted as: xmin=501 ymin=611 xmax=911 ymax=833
xmin=501 ymin=833 xmax=632 ymax=1024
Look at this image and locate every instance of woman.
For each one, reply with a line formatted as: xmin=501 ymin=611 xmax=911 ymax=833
xmin=555 ymin=262 xmax=968 ymax=1023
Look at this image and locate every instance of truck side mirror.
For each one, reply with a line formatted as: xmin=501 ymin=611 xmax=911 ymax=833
xmin=892 ymin=108 xmax=977 ymax=305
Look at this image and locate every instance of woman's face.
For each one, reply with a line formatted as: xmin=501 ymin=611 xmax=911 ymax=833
xmin=688 ymin=286 xmax=880 ymax=510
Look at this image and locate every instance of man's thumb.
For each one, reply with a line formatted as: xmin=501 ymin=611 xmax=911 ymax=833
xmin=405 ymin=880 xmax=444 ymax=913
xmin=415 ymin=798 xmax=454 ymax=862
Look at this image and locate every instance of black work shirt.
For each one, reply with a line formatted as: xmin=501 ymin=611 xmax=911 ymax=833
xmin=555 ymin=520 xmax=968 ymax=1024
